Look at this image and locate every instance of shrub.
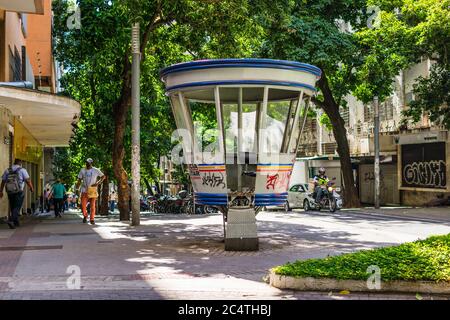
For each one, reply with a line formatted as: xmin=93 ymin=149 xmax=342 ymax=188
xmin=273 ymin=234 xmax=450 ymax=282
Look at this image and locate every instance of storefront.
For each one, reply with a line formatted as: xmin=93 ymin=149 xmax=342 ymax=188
xmin=13 ymin=119 xmax=42 ymax=213
xmin=0 ymin=85 xmax=80 ymax=218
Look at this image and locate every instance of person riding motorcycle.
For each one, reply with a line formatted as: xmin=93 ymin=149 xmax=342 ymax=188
xmin=313 ymin=167 xmax=330 ymax=204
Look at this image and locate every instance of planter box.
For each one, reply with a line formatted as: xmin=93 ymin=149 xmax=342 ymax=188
xmin=269 ymin=271 xmax=450 ymax=294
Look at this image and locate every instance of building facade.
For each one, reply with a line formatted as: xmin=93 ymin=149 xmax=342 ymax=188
xmin=0 ymin=0 xmax=80 ymax=218
xmin=296 ymin=59 xmax=449 ymax=206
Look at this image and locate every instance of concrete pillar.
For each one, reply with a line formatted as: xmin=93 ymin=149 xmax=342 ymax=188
xmin=0 ymin=106 xmax=12 ymax=218
xmin=225 ymin=208 xmax=258 ymax=251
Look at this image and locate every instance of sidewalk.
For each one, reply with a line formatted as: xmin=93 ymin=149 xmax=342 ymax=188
xmin=342 ymin=206 xmax=450 ymax=223
xmin=1 ymin=209 xmax=449 ymax=300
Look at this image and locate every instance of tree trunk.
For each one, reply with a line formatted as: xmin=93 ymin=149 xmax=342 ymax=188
xmin=113 ymin=72 xmax=132 ymax=220
xmin=99 ymin=174 xmax=109 ymax=216
xmin=111 ymin=13 xmax=166 ymax=221
xmin=316 ymin=71 xmax=361 ymax=208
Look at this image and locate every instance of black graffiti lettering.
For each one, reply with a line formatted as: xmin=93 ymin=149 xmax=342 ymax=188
xmin=201 ymin=172 xmax=226 ymax=189
xmin=364 ymin=172 xmax=374 ymax=181
xmin=403 ymin=160 xmax=446 ymax=188
xmin=364 ymin=171 xmax=385 ymax=182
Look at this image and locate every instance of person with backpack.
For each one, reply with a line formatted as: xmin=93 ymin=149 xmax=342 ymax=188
xmin=0 ymin=159 xmax=34 ymax=229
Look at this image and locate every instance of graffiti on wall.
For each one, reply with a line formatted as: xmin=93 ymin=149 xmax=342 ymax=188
xmin=403 ymin=160 xmax=446 ymax=188
xmin=401 ymin=142 xmax=447 ymax=189
xmin=265 ymin=172 xmax=290 ymax=190
xmin=364 ymin=171 xmax=385 ymax=182
xmin=201 ymin=172 xmax=226 ymax=189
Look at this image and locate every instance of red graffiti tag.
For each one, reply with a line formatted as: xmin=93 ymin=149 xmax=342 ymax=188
xmin=266 ymin=174 xmax=279 ymax=190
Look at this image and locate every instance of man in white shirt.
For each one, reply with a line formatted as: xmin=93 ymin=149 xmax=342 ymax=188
xmin=0 ymin=159 xmax=34 ymax=229
xmin=75 ymin=158 xmax=105 ymax=225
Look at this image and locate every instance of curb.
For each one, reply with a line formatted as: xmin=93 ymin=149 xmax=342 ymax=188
xmin=269 ymin=271 xmax=450 ymax=294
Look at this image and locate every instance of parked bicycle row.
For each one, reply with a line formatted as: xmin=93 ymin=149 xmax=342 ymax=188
xmin=140 ymin=190 xmax=218 ymax=215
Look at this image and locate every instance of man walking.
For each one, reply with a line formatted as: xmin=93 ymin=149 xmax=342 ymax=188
xmin=51 ymin=179 xmax=66 ymax=218
xmin=0 ymin=159 xmax=34 ymax=229
xmin=75 ymin=158 xmax=105 ymax=225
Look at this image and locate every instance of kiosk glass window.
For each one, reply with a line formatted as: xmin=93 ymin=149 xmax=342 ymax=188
xmin=260 ymin=89 xmax=300 ymax=154
xmin=220 ymin=87 xmax=259 ymax=154
xmin=184 ymin=89 xmax=220 ymax=158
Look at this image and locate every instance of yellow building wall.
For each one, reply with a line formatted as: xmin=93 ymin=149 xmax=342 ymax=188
xmin=14 ymin=118 xmax=42 ymax=164
xmin=13 ymin=118 xmax=43 ymax=211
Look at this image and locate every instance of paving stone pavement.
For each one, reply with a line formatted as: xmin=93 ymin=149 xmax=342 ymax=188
xmin=1 ymin=208 xmax=450 ymax=300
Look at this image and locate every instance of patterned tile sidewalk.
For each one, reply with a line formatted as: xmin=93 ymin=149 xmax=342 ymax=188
xmin=1 ymin=209 xmax=450 ymax=300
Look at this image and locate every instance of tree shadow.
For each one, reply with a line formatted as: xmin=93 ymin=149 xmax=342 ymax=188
xmin=18 ymin=211 xmax=448 ymax=299
xmin=97 ymin=213 xmax=409 ymax=298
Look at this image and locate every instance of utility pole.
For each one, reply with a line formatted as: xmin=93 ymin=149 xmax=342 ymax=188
xmin=163 ymin=157 xmax=166 ymax=196
xmin=131 ymin=23 xmax=140 ymax=226
xmin=373 ymin=96 xmax=380 ymax=209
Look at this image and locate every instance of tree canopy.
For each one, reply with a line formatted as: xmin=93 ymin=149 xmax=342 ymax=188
xmin=52 ymin=0 xmax=276 ymax=217
xmin=259 ymin=0 xmax=373 ymax=207
xmin=52 ymin=0 xmax=448 ymax=213
xmin=356 ymin=0 xmax=450 ymax=127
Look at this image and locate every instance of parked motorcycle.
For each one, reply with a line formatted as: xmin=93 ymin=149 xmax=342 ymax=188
xmin=154 ymin=192 xmax=186 ymax=214
xmin=140 ymin=197 xmax=150 ymax=212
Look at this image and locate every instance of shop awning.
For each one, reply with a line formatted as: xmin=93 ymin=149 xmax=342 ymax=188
xmin=0 ymin=0 xmax=44 ymax=14
xmin=0 ymin=86 xmax=80 ymax=146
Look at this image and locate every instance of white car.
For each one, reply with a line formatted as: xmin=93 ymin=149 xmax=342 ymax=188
xmin=265 ymin=183 xmax=312 ymax=212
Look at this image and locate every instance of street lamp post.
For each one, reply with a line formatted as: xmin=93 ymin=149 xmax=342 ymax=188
xmin=373 ymin=96 xmax=380 ymax=209
xmin=131 ymin=22 xmax=140 ymax=226
xmin=163 ymin=157 xmax=166 ymax=196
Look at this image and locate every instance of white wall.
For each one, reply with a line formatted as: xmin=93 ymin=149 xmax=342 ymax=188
xmin=290 ymin=160 xmax=308 ymax=186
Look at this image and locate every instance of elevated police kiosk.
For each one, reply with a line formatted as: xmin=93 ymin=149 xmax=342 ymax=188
xmin=160 ymin=59 xmax=321 ymax=250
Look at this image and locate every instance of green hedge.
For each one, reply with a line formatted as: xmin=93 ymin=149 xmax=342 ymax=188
xmin=273 ymin=234 xmax=450 ymax=282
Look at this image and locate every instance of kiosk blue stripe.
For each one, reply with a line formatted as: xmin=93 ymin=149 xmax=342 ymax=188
xmin=254 ymin=193 xmax=288 ymax=206
xmin=165 ymin=80 xmax=317 ymax=93
xmin=160 ymin=58 xmax=322 ymax=78
xmin=194 ymin=192 xmax=228 ymax=205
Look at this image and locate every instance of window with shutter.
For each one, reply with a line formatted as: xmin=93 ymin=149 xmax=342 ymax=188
xmin=364 ymin=104 xmax=373 ymax=122
xmin=405 ymin=92 xmax=414 ymax=105
xmin=8 ymin=46 xmax=22 ymax=81
xmin=340 ymin=107 xmax=349 ymax=126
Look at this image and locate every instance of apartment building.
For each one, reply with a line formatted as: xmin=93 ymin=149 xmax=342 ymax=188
xmin=296 ymin=59 xmax=449 ymax=206
xmin=0 ymin=0 xmax=80 ymax=218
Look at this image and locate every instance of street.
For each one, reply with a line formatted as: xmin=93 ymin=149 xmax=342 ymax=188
xmin=1 ymin=208 xmax=450 ymax=300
